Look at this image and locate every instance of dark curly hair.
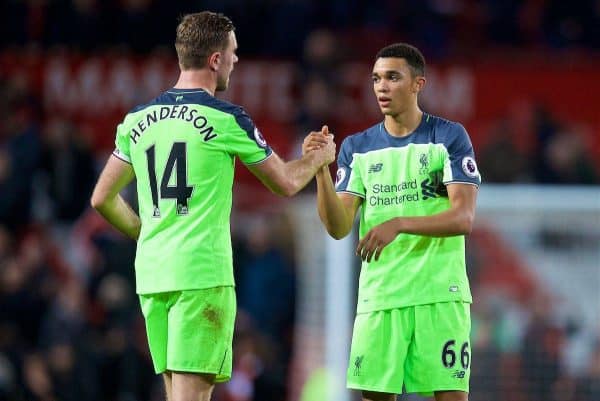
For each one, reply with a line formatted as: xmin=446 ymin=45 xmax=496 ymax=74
xmin=375 ymin=43 xmax=425 ymax=77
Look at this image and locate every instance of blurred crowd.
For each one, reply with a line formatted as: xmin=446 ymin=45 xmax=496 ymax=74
xmin=477 ymin=105 xmax=598 ymax=185
xmin=0 ymin=1 xmax=599 ymax=401
xmin=466 ymin=291 xmax=600 ymax=401
xmin=1 ymin=0 xmax=599 ymax=57
xmin=466 ymin=241 xmax=600 ymax=401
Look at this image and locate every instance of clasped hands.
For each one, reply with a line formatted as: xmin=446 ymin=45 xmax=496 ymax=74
xmin=302 ymin=125 xmax=336 ymax=166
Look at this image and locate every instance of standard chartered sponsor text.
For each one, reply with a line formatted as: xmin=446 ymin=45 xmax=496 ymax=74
xmin=369 ymin=179 xmax=420 ymax=206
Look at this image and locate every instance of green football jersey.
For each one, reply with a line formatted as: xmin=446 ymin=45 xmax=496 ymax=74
xmin=335 ymin=113 xmax=481 ymax=313
xmin=113 ymin=88 xmax=272 ymax=294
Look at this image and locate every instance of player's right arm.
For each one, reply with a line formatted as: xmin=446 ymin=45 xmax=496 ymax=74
xmin=90 ymin=155 xmax=141 ymax=240
xmin=247 ymin=127 xmax=336 ymax=197
xmin=314 ymin=167 xmax=361 ymax=239
xmin=304 ymin=128 xmax=361 ymax=239
xmin=91 ymin=120 xmax=140 ymax=240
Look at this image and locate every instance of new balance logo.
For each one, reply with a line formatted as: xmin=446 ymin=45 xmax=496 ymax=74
xmin=368 ymin=163 xmax=383 ymax=173
xmin=452 ymin=370 xmax=466 ymax=379
xmin=176 ymin=95 xmax=184 ymax=102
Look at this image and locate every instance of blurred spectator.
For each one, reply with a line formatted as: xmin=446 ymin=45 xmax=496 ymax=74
xmin=296 ymin=29 xmax=343 ymax=137
xmin=295 ymin=77 xmax=339 ymax=140
xmin=300 ymin=29 xmax=343 ymax=83
xmin=39 ymin=118 xmax=96 ymax=224
xmin=0 ymin=79 xmax=41 ymax=232
xmin=22 ymin=352 xmax=55 ymax=401
xmin=576 ymin=338 xmax=600 ymax=401
xmin=237 ymin=215 xmax=296 ymax=348
xmin=536 ymin=130 xmax=598 ymax=184
xmin=532 ymin=107 xmax=598 ymax=184
xmin=220 ymin=328 xmax=264 ymax=401
xmin=479 ymin=118 xmax=529 ymax=183
xmin=542 ymin=0 xmax=599 ymax=49
xmin=294 ymin=29 xmax=344 ymax=162
xmin=233 ymin=213 xmax=297 ymax=401
xmin=520 ymin=294 xmax=566 ymax=401
xmin=0 ymin=230 xmax=57 ymax=348
xmin=39 ymin=279 xmax=86 ymax=348
xmin=45 ymin=341 xmax=98 ymax=401
xmin=0 ymin=352 xmax=17 ymax=400
xmin=470 ymin=306 xmax=502 ymax=401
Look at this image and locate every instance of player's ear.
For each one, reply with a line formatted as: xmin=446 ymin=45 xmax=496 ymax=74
xmin=208 ymin=52 xmax=220 ymax=71
xmin=414 ymin=76 xmax=426 ymax=93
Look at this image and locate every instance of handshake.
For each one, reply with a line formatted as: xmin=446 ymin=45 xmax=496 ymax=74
xmin=302 ymin=125 xmax=337 ymax=167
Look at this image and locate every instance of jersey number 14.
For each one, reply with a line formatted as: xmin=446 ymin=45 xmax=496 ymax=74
xmin=145 ymin=142 xmax=193 ymax=217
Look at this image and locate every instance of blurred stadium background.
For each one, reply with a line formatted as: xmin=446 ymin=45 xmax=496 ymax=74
xmin=0 ymin=1 xmax=599 ymax=400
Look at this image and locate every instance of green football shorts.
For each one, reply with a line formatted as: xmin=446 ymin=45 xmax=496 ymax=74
xmin=139 ymin=286 xmax=236 ymax=381
xmin=347 ymin=301 xmax=471 ymax=396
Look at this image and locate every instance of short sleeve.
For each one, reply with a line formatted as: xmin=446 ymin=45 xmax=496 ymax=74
xmin=335 ymin=137 xmax=365 ymax=198
xmin=112 ymin=122 xmax=131 ymax=164
xmin=442 ymin=123 xmax=481 ymax=186
xmin=226 ymin=109 xmax=273 ymax=165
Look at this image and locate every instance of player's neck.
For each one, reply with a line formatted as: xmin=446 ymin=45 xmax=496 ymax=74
xmin=174 ymin=69 xmax=216 ymax=96
xmin=384 ymin=108 xmax=423 ymax=137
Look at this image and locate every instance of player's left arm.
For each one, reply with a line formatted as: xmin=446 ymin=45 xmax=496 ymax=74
xmin=90 ymin=155 xmax=141 ymax=240
xmin=356 ymin=183 xmax=477 ymax=262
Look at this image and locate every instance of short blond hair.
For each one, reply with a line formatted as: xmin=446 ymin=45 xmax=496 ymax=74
xmin=175 ymin=11 xmax=235 ymax=70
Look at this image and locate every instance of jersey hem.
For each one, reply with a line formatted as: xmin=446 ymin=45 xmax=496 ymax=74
xmin=356 ymin=297 xmax=472 ymax=314
xmin=136 ymin=283 xmax=235 ymax=295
